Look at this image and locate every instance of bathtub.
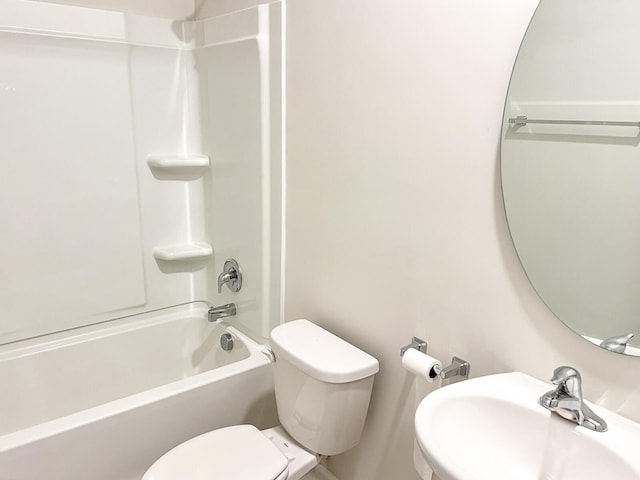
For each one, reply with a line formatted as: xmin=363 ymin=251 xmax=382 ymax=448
xmin=0 ymin=302 xmax=278 ymax=480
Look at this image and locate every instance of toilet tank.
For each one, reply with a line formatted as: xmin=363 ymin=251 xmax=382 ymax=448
xmin=270 ymin=320 xmax=379 ymax=456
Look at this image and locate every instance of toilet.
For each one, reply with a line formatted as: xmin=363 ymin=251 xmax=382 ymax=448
xmin=142 ymin=319 xmax=380 ymax=480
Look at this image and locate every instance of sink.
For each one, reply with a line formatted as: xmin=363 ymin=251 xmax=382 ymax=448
xmin=414 ymin=372 xmax=640 ymax=480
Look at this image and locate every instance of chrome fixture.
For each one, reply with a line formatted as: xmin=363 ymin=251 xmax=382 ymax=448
xmin=208 ymin=303 xmax=237 ymax=323
xmin=400 ymin=336 xmax=470 ymax=381
xmin=217 ymin=258 xmax=242 ymax=293
xmin=600 ymin=333 xmax=634 ymax=353
xmin=509 ymin=115 xmax=640 ymax=128
xmin=400 ymin=337 xmax=427 ymax=357
xmin=439 ymin=356 xmax=470 ymax=381
xmin=538 ymin=366 xmax=607 ymax=432
xmin=261 ymin=347 xmax=276 ymax=363
xmin=220 ymin=332 xmax=234 ymax=351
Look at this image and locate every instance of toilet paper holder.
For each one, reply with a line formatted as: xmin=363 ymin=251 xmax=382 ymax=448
xmin=400 ymin=337 xmax=470 ymax=381
xmin=400 ymin=337 xmax=428 ymax=357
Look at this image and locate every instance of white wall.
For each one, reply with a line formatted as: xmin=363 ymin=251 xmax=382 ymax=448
xmin=32 ymin=0 xmax=280 ymax=20
xmin=284 ymin=1 xmax=640 ymax=479
xmin=30 ymin=0 xmax=196 ymax=19
xmin=194 ymin=0 xmax=279 ymax=19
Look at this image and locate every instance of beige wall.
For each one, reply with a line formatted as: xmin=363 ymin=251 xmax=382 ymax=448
xmin=284 ymin=1 xmax=640 ymax=479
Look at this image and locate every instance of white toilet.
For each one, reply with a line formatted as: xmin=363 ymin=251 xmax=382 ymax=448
xmin=142 ymin=319 xmax=380 ymax=480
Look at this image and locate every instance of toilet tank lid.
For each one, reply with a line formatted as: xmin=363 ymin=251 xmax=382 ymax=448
xmin=270 ymin=319 xmax=379 ymax=384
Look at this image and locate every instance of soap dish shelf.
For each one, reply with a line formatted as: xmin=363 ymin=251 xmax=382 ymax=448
xmin=152 ymin=243 xmax=213 ymax=262
xmin=147 ymin=154 xmax=210 ymax=179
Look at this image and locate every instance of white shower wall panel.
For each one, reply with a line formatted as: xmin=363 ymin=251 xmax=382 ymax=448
xmin=198 ymin=39 xmax=264 ymax=336
xmin=0 ymin=6 xmax=201 ymax=344
xmin=0 ymin=33 xmax=146 ymax=342
xmin=0 ymin=0 xmax=283 ymax=344
xmin=127 ymin=45 xmax=209 ymax=302
xmin=196 ymin=4 xmax=283 ymax=338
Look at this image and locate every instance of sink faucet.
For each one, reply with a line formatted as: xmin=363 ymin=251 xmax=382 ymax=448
xmin=538 ymin=366 xmax=607 ymax=432
xmin=208 ymin=303 xmax=237 ymax=323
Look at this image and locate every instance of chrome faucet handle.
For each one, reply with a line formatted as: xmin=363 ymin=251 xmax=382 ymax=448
xmin=550 ymin=365 xmax=581 ymax=390
xmin=600 ymin=333 xmax=634 ymax=353
xmin=217 ymin=272 xmax=234 ymax=293
xmin=217 ymin=259 xmax=242 ymax=293
xmin=550 ymin=366 xmax=580 ymax=384
xmin=550 ymin=366 xmax=583 ymax=401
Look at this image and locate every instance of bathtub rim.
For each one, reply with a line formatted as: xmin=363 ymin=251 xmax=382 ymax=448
xmin=0 ymin=302 xmax=213 ymax=357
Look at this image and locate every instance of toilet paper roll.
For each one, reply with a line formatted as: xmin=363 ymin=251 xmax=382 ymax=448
xmin=401 ymin=348 xmax=442 ymax=383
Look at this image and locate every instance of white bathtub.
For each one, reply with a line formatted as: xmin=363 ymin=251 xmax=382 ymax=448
xmin=0 ymin=303 xmax=278 ymax=480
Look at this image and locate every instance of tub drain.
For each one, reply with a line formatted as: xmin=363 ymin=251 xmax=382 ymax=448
xmin=220 ymin=332 xmax=234 ymax=351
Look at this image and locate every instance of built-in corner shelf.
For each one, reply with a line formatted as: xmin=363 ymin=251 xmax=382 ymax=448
xmin=147 ymin=154 xmax=210 ymax=180
xmin=152 ymin=243 xmax=213 ymax=262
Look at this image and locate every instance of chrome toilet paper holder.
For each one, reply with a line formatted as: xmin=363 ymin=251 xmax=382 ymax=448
xmin=400 ymin=336 xmax=470 ymax=381
xmin=400 ymin=337 xmax=427 ymax=357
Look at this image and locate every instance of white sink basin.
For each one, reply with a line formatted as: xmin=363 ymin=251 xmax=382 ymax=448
xmin=415 ymin=372 xmax=640 ymax=480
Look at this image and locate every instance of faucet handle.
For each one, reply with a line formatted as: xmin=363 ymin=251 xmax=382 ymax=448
xmin=217 ymin=258 xmax=242 ymax=293
xmin=600 ymin=333 xmax=634 ymax=353
xmin=550 ymin=366 xmax=580 ymax=385
xmin=550 ymin=366 xmax=583 ymax=399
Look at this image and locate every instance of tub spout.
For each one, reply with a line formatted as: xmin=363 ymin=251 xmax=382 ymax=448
xmin=208 ymin=303 xmax=236 ymax=323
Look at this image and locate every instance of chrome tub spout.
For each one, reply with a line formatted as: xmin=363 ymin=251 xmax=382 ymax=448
xmin=208 ymin=303 xmax=237 ymax=323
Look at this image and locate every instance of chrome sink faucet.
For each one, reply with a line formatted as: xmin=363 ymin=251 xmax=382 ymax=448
xmin=538 ymin=366 xmax=607 ymax=432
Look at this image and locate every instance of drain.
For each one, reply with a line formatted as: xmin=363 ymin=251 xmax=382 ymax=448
xmin=220 ymin=332 xmax=234 ymax=351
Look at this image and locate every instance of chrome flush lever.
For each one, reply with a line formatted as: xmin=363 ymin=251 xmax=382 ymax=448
xmin=218 ymin=258 xmax=242 ymax=293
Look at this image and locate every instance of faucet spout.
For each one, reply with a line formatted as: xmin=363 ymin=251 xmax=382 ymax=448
xmin=208 ymin=303 xmax=237 ymax=323
xmin=538 ymin=366 xmax=607 ymax=432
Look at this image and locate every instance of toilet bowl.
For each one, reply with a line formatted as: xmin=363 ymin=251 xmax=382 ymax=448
xmin=142 ymin=319 xmax=379 ymax=480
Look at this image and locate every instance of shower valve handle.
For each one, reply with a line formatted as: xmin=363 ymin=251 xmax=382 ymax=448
xmin=217 ymin=258 xmax=242 ymax=293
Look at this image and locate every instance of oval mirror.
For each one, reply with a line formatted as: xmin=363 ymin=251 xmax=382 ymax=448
xmin=501 ymin=0 xmax=640 ymax=355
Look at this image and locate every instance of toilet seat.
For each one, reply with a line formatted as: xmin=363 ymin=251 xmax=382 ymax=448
xmin=142 ymin=424 xmax=289 ymax=480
